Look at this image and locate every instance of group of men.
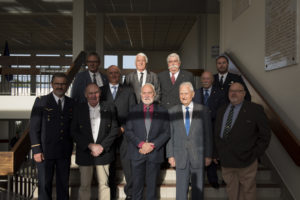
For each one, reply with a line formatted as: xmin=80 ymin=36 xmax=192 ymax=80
xmin=29 ymin=52 xmax=271 ymax=200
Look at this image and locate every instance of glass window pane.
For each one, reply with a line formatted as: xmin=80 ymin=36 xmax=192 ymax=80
xmin=123 ymin=55 xmax=136 ymax=69
xmin=104 ymin=55 xmax=118 ymax=69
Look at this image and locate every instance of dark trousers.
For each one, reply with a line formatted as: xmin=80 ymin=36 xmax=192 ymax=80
xmin=206 ymin=162 xmax=219 ymax=184
xmin=36 ymin=158 xmax=71 ymax=200
xmin=131 ymin=159 xmax=160 ymax=200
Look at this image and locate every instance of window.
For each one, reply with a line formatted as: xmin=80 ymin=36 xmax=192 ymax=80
xmin=104 ymin=55 xmax=118 ymax=69
xmin=123 ymin=55 xmax=136 ymax=69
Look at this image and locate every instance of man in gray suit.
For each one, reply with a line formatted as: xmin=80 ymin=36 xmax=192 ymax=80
xmin=167 ymin=82 xmax=213 ymax=200
xmin=158 ymin=53 xmax=194 ymax=109
xmin=71 ymin=52 xmax=108 ymax=103
xmin=125 ymin=52 xmax=160 ymax=103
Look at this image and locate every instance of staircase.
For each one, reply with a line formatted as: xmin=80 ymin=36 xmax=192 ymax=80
xmin=31 ymin=154 xmax=286 ymax=200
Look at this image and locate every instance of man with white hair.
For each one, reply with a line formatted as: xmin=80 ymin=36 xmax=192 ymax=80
xmin=167 ymin=82 xmax=212 ymax=200
xmin=158 ymin=53 xmax=194 ymax=109
xmin=125 ymin=52 xmax=160 ymax=103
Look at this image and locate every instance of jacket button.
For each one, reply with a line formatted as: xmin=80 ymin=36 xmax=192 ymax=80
xmin=60 ymin=130 xmax=64 ymax=133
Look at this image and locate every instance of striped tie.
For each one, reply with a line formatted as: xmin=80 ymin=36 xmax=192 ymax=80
xmin=223 ymin=105 xmax=235 ymax=138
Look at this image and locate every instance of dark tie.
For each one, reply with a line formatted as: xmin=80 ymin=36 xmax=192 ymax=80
xmin=139 ymin=72 xmax=144 ymax=86
xmin=112 ymin=86 xmax=117 ymax=100
xmin=223 ymin=105 xmax=235 ymax=138
xmin=58 ymin=99 xmax=62 ymax=113
xmin=220 ymin=75 xmax=224 ymax=87
xmin=204 ymin=89 xmax=209 ymax=105
xmin=145 ymin=106 xmax=151 ymax=141
xmin=93 ymin=73 xmax=97 ymax=84
xmin=185 ymin=107 xmax=190 ymax=136
xmin=171 ymin=73 xmax=175 ymax=85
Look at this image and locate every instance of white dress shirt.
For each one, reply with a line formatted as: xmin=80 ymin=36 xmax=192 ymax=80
xmin=88 ymin=103 xmax=101 ymax=143
xmin=89 ymin=70 xmax=104 ymax=87
xmin=182 ymin=101 xmax=193 ymax=126
xmin=169 ymin=70 xmax=180 ymax=81
xmin=52 ymin=93 xmax=65 ymax=110
xmin=137 ymin=69 xmax=147 ymax=86
xmin=218 ymin=72 xmax=228 ymax=82
xmin=109 ymin=83 xmax=119 ymax=94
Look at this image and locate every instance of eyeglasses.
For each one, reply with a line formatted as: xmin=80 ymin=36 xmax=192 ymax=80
xmin=87 ymin=60 xmax=99 ymax=64
xmin=229 ymin=89 xmax=245 ymax=93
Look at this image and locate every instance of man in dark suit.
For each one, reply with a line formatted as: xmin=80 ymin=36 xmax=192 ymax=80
xmin=193 ymin=71 xmax=226 ymax=189
xmin=71 ymin=83 xmax=119 ymax=200
xmin=158 ymin=53 xmax=194 ymax=109
xmin=125 ymin=52 xmax=160 ymax=103
xmin=167 ymin=82 xmax=213 ymax=200
xmin=29 ymin=73 xmax=74 ymax=200
xmin=213 ymin=55 xmax=251 ymax=101
xmin=101 ymin=65 xmax=136 ymax=200
xmin=126 ymin=83 xmax=170 ymax=200
xmin=214 ymin=82 xmax=271 ymax=200
xmin=71 ymin=52 xmax=108 ymax=103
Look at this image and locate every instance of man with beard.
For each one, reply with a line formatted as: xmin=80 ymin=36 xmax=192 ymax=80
xmin=158 ymin=53 xmax=194 ymax=109
xmin=29 ymin=73 xmax=74 ymax=200
xmin=214 ymin=83 xmax=271 ymax=200
xmin=125 ymin=83 xmax=170 ymax=200
xmin=72 ymin=83 xmax=119 ymax=200
xmin=213 ymin=56 xmax=251 ymax=101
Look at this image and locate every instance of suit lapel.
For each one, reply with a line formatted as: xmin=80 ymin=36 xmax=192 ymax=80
xmin=177 ymin=105 xmax=188 ymax=137
xmin=146 ymin=70 xmax=151 ymax=83
xmin=84 ymin=104 xmax=93 ymax=140
xmin=115 ymin=84 xmax=123 ymax=100
xmin=230 ymin=102 xmax=247 ymax=131
xmin=133 ymin=71 xmax=139 ymax=85
xmin=189 ymin=104 xmax=198 ymax=137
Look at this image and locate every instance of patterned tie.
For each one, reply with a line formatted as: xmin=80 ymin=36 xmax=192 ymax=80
xmin=171 ymin=73 xmax=176 ymax=85
xmin=185 ymin=107 xmax=190 ymax=136
xmin=204 ymin=89 xmax=209 ymax=105
xmin=58 ymin=99 xmax=62 ymax=113
xmin=223 ymin=105 xmax=235 ymax=138
xmin=112 ymin=86 xmax=117 ymax=100
xmin=139 ymin=72 xmax=144 ymax=86
xmin=93 ymin=73 xmax=97 ymax=84
xmin=145 ymin=106 xmax=151 ymax=142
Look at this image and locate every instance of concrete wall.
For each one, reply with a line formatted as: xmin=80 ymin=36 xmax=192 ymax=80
xmin=180 ymin=14 xmax=220 ymax=72
xmin=220 ymin=0 xmax=300 ymax=199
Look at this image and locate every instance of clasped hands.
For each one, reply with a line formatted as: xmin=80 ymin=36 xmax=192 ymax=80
xmin=139 ymin=142 xmax=154 ymax=155
xmin=88 ymin=143 xmax=104 ymax=157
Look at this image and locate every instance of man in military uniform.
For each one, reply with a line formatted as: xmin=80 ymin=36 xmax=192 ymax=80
xmin=29 ymin=73 xmax=74 ymax=200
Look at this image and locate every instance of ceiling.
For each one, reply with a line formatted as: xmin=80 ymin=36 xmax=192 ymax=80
xmin=0 ymin=0 xmax=219 ymax=53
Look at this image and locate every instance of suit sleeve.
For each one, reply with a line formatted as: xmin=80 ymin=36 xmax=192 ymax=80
xmin=152 ymin=73 xmax=161 ymax=103
xmin=151 ymin=110 xmax=170 ymax=150
xmin=166 ymin=110 xmax=174 ymax=158
xmin=100 ymin=105 xmax=119 ymax=151
xmin=125 ymin=109 xmax=143 ymax=147
xmin=203 ymin=106 xmax=213 ymax=158
xmin=253 ymin=105 xmax=271 ymax=157
xmin=29 ymin=97 xmax=43 ymax=154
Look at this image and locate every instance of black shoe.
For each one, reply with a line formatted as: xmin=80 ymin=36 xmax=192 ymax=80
xmin=125 ymin=195 xmax=132 ymax=200
xmin=210 ymin=182 xmax=220 ymax=189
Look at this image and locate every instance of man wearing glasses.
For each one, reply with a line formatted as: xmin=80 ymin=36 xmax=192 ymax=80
xmin=71 ymin=52 xmax=108 ymax=103
xmin=29 ymin=73 xmax=74 ymax=200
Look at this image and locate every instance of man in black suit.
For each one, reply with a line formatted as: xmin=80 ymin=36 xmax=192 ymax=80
xmin=214 ymin=83 xmax=271 ymax=200
xmin=101 ymin=65 xmax=136 ymax=200
xmin=213 ymin=55 xmax=251 ymax=101
xmin=158 ymin=53 xmax=194 ymax=109
xmin=71 ymin=52 xmax=108 ymax=103
xmin=71 ymin=83 xmax=119 ymax=200
xmin=29 ymin=73 xmax=74 ymax=200
xmin=125 ymin=52 xmax=160 ymax=103
xmin=193 ymin=71 xmax=226 ymax=189
xmin=126 ymin=83 xmax=170 ymax=200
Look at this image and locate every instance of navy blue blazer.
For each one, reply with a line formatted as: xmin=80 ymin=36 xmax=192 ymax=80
xmin=125 ymin=103 xmax=170 ymax=163
xmin=71 ymin=70 xmax=108 ymax=103
xmin=29 ymin=93 xmax=74 ymax=159
xmin=193 ymin=86 xmax=226 ymax=123
xmin=213 ymin=72 xmax=251 ymax=101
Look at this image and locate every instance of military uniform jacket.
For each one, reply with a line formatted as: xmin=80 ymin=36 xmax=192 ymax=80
xmin=71 ymin=102 xmax=119 ymax=166
xmin=29 ymin=93 xmax=74 ymax=159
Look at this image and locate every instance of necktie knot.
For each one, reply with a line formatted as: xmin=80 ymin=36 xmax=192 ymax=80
xmin=204 ymin=90 xmax=209 ymax=105
xmin=171 ymin=73 xmax=176 ymax=84
xmin=186 ymin=106 xmax=189 ymax=111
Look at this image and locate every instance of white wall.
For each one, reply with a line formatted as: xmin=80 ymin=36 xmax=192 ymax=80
xmin=220 ymin=0 xmax=300 ymax=199
xmin=0 ymin=96 xmax=36 ymax=119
